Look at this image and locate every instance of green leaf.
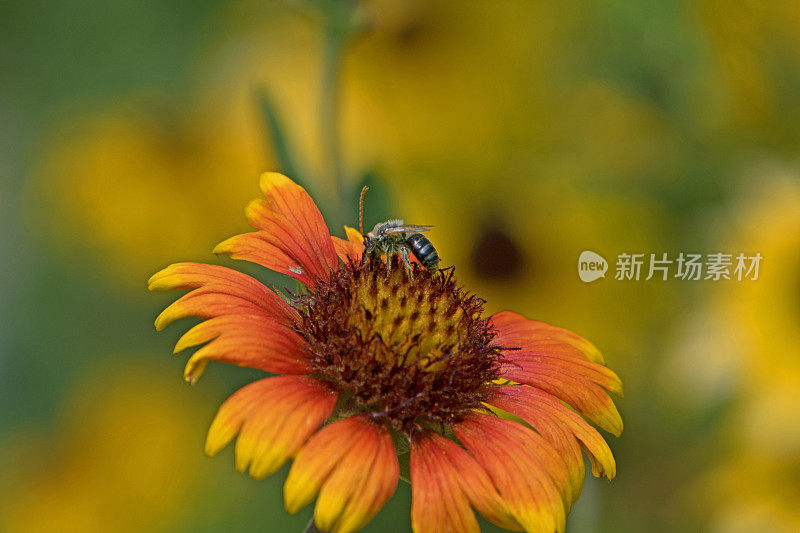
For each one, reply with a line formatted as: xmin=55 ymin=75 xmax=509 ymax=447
xmin=257 ymin=87 xmax=302 ymax=182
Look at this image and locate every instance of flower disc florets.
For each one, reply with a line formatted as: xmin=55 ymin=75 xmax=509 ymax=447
xmin=296 ymin=257 xmax=503 ymax=435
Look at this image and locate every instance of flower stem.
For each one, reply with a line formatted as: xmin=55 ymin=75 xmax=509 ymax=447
xmin=317 ymin=0 xmax=367 ymax=229
xmin=320 ymin=20 xmax=346 ymax=215
xmin=303 ymin=515 xmax=322 ymax=533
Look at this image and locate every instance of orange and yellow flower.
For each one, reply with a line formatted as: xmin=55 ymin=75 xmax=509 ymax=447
xmin=149 ymin=172 xmax=622 ymax=533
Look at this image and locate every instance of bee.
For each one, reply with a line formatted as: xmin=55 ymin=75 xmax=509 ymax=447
xmin=358 ymin=187 xmax=441 ymax=273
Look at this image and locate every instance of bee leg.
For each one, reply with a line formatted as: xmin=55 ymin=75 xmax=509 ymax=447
xmin=402 ymin=251 xmax=414 ymax=278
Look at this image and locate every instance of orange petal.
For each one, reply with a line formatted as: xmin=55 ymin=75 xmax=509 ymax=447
xmin=491 ymin=310 xmax=623 ymax=436
xmin=506 ymin=353 xmax=623 ymax=397
xmin=410 ymin=433 xmax=521 ymax=533
xmin=284 ymin=417 xmax=399 ymax=533
xmin=148 ymin=262 xmax=277 ymax=303
xmin=214 ymin=232 xmax=319 ymax=287
xmin=330 ymin=425 xmax=399 ymax=533
xmin=499 ymin=361 xmax=623 ymax=436
xmin=411 ymin=434 xmax=477 ymax=533
xmin=174 ymin=315 xmax=312 ymax=383
xmin=284 ymin=419 xmax=364 ymax=514
xmin=153 ymin=287 xmax=270 ymax=332
xmin=205 ymin=376 xmax=336 ymax=479
xmin=215 ymin=173 xmax=337 ymax=286
xmin=491 ymin=310 xmax=605 ymax=363
xmin=489 ymin=384 xmax=617 ymax=489
xmin=454 ymin=414 xmax=571 ymax=533
xmin=332 ymin=226 xmax=364 ymax=263
xmin=148 ymin=262 xmax=297 ymax=331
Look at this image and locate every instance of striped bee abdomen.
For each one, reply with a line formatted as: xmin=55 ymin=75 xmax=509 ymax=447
xmin=406 ymin=233 xmax=440 ymax=271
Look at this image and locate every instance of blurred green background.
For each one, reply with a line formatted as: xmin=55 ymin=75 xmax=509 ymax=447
xmin=2 ymin=1 xmax=800 ymax=532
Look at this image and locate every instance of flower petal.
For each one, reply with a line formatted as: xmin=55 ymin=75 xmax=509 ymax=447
xmin=491 ymin=310 xmax=605 ymax=363
xmin=205 ymin=376 xmax=336 ymax=479
xmin=491 ymin=310 xmax=623 ymax=436
xmin=284 ymin=417 xmax=399 ymax=533
xmin=148 ymin=262 xmax=297 ymax=331
xmin=214 ymin=172 xmax=337 ymax=286
xmin=411 ymin=434 xmax=478 ymax=533
xmin=499 ymin=359 xmax=623 ymax=436
xmin=332 ymin=226 xmax=364 ymax=263
xmin=174 ymin=315 xmax=312 ymax=382
xmin=507 ymin=353 xmax=623 ymax=397
xmin=284 ymin=419 xmax=362 ymax=515
xmin=454 ymin=414 xmax=571 ymax=533
xmin=333 ymin=426 xmax=400 ymax=533
xmin=410 ymin=432 xmax=521 ymax=533
xmin=489 ymin=384 xmax=617 ymax=493
xmin=214 ymin=232 xmax=318 ymax=287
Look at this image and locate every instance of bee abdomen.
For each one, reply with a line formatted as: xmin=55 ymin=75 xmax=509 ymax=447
xmin=407 ymin=233 xmax=440 ymax=271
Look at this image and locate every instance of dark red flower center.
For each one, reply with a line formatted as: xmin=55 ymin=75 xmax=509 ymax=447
xmin=295 ymin=257 xmax=503 ymax=435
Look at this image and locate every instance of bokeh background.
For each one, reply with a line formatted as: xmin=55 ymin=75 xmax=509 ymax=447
xmin=2 ymin=1 xmax=800 ymax=532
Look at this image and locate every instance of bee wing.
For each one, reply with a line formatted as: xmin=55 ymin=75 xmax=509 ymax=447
xmin=381 ymin=225 xmax=434 ymax=235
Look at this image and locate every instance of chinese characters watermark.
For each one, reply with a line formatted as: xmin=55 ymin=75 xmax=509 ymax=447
xmin=579 ymin=251 xmax=762 ymax=283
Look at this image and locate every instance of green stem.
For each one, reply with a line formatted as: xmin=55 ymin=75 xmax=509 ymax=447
xmin=303 ymin=515 xmax=322 ymax=533
xmin=319 ymin=15 xmax=349 ymax=229
xmin=317 ymin=0 xmax=366 ymax=229
xmin=320 ymin=24 xmax=345 ymax=198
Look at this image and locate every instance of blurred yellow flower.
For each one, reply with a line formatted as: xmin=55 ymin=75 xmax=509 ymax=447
xmin=0 ymin=361 xmax=211 ymax=533
xmin=680 ymin=167 xmax=800 ymax=532
xmin=31 ymin=95 xmax=272 ymax=287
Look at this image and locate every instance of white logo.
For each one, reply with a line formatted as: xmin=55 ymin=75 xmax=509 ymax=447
xmin=578 ymin=251 xmax=608 ymax=282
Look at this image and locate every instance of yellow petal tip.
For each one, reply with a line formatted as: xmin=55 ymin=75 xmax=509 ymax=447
xmin=260 ymin=171 xmax=291 ymax=192
xmin=284 ymin=479 xmax=314 ymax=515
